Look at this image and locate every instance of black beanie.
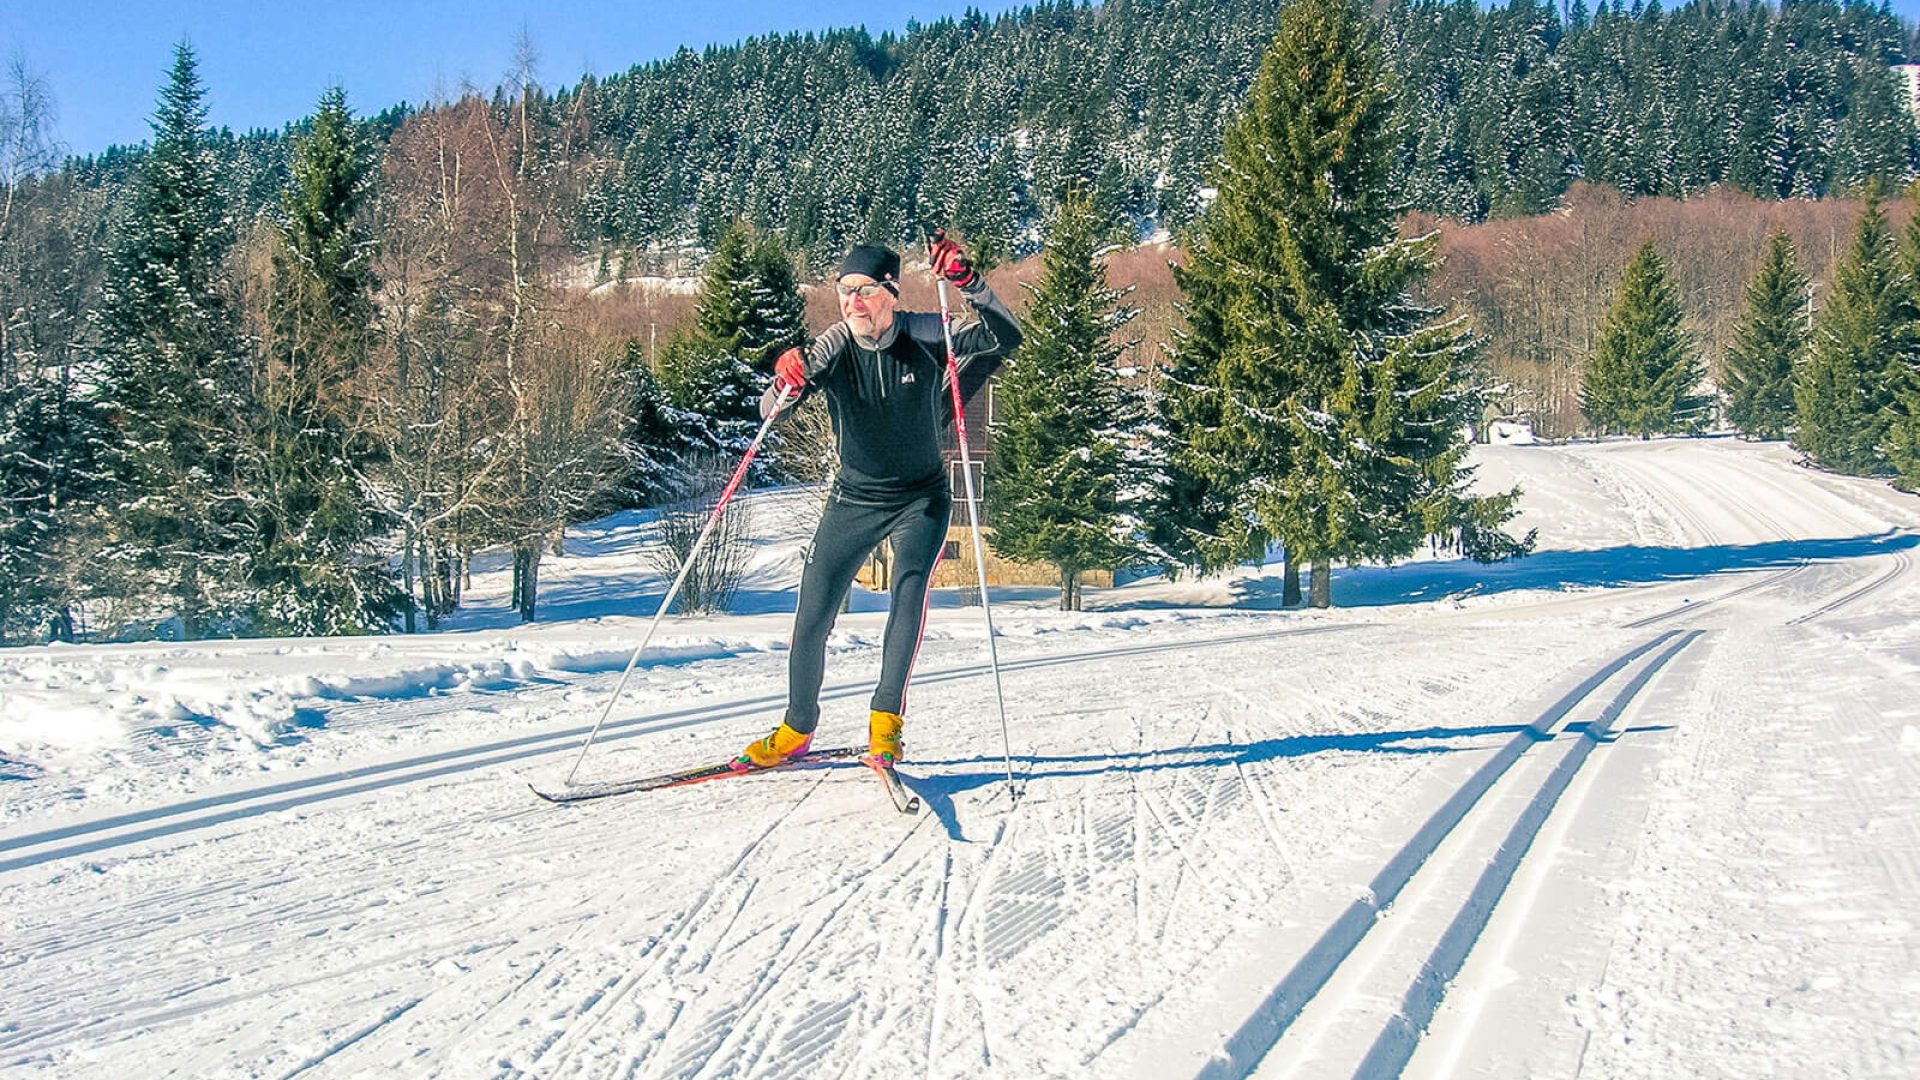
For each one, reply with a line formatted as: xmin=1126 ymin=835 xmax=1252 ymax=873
xmin=836 ymin=244 xmax=901 ymax=295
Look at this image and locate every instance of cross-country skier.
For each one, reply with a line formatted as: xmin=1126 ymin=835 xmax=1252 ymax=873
xmin=738 ymin=232 xmax=1022 ymax=771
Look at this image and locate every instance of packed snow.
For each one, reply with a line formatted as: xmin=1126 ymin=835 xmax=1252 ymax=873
xmin=2 ymin=437 xmax=1917 ymax=1079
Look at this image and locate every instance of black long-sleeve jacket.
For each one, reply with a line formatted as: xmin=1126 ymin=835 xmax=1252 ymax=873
xmin=763 ymin=280 xmax=1022 ymax=504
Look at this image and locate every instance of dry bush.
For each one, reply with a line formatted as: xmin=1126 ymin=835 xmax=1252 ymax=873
xmin=647 ymin=454 xmax=755 ymax=616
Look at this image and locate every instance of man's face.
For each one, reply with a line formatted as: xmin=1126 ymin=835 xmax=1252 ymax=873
xmin=837 ymin=275 xmax=897 ymax=338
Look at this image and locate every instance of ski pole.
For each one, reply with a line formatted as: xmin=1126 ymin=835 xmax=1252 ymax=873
xmin=563 ymin=386 xmax=794 ymax=786
xmin=934 ymin=271 xmax=1018 ymax=796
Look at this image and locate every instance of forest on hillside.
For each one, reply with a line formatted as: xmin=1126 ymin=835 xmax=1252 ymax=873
xmin=5 ymin=0 xmax=1920 ymax=643
xmin=43 ymin=0 xmax=1920 ymax=267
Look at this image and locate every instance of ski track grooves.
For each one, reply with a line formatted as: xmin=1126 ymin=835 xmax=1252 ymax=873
xmin=1191 ymin=628 xmax=1705 ymax=1080
xmin=0 ymin=624 xmax=1349 ymax=875
xmin=532 ymin=769 xmax=836 ymax=1078
xmin=673 ymin=807 xmax=937 ymax=1080
xmin=1786 ymin=549 xmax=1912 ymax=625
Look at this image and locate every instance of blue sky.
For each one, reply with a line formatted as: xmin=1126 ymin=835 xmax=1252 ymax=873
xmin=6 ymin=1 xmax=1920 ymax=159
xmin=0 ymin=1 xmax=1025 ymax=158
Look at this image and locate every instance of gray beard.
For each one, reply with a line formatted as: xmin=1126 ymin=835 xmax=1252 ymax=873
xmin=852 ymin=319 xmax=898 ymax=352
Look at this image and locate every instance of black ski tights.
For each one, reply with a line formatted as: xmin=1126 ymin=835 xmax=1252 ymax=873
xmin=783 ymin=490 xmax=952 ymax=734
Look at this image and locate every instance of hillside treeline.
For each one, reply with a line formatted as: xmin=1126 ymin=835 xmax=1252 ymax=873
xmin=40 ymin=0 xmax=1920 ymax=268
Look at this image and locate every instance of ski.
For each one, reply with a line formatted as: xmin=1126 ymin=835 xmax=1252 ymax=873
xmin=530 ymin=746 xmax=865 ymax=804
xmin=863 ymin=756 xmax=922 ymax=814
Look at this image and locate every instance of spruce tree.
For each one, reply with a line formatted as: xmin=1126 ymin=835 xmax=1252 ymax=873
xmin=1723 ymin=231 xmax=1808 ymax=442
xmin=985 ymin=191 xmax=1140 ymax=611
xmin=1885 ymin=358 xmax=1920 ymax=490
xmin=249 ymin=87 xmax=403 ymax=634
xmin=0 ymin=76 xmax=106 ymax=643
xmin=94 ymin=44 xmax=257 ymax=638
xmin=1141 ymin=248 xmax=1253 ymax=581
xmin=0 ymin=364 xmax=103 ymax=643
xmin=1796 ymin=192 xmax=1908 ymax=475
xmin=614 ymin=339 xmax=706 ymax=506
xmin=1887 ymin=189 xmax=1920 ymax=489
xmin=1580 ymin=240 xmax=1709 ymax=437
xmin=1151 ymin=0 xmax=1513 ymax=609
xmin=657 ymin=220 xmax=805 ymax=470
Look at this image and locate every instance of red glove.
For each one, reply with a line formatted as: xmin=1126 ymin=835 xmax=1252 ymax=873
xmin=928 ymin=229 xmax=977 ymax=288
xmin=772 ymin=347 xmax=808 ymax=399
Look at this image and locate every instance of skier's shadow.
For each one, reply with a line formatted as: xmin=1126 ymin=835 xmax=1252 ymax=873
xmin=900 ymin=720 xmax=1671 ymax=841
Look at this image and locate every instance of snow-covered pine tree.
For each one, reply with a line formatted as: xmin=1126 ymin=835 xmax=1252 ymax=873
xmin=0 ymin=61 xmax=107 ymax=644
xmin=249 ymin=87 xmax=404 ymax=635
xmin=1723 ymin=231 xmax=1808 ymax=442
xmin=1152 ymin=0 xmax=1517 ymax=608
xmin=984 ymin=191 xmax=1141 ymax=611
xmin=1879 ymin=187 xmax=1920 ymax=489
xmin=1831 ymin=60 xmax=1913 ymax=193
xmin=1796 ymin=190 xmax=1908 ymax=475
xmin=614 ymin=339 xmax=706 ymax=507
xmin=1140 ymin=234 xmax=1261 ymax=585
xmin=93 ymin=44 xmax=258 ymax=638
xmin=1580 ymin=240 xmax=1708 ymax=437
xmin=0 ymin=360 xmax=104 ymax=643
xmin=1885 ymin=351 xmax=1920 ymax=490
xmin=657 ymin=220 xmax=804 ymax=473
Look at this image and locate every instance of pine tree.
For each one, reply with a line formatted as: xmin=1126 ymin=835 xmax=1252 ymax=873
xmin=1580 ymin=240 xmax=1708 ymax=437
xmin=1151 ymin=0 xmax=1516 ymax=609
xmin=0 ymin=68 xmax=107 ymax=643
xmin=985 ymin=191 xmax=1140 ymax=611
xmin=614 ymin=339 xmax=706 ymax=506
xmin=1889 ymin=188 xmax=1920 ymax=489
xmin=0 ymin=364 xmax=104 ymax=643
xmin=1723 ymin=231 xmax=1808 ymax=442
xmin=1885 ymin=356 xmax=1920 ymax=490
xmin=93 ymin=44 xmax=257 ymax=638
xmin=657 ymin=220 xmax=804 ymax=470
xmin=249 ymin=86 xmax=404 ymax=635
xmin=1796 ymin=191 xmax=1908 ymax=475
xmin=1141 ymin=247 xmax=1254 ymax=581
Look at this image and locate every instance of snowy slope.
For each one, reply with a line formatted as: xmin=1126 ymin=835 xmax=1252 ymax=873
xmin=2 ymin=438 xmax=1918 ymax=1079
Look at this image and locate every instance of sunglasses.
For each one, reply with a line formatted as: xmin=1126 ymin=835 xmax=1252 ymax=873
xmin=835 ymin=282 xmax=892 ymax=299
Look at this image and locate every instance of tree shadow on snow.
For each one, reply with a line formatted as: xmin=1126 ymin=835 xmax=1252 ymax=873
xmin=1104 ymin=529 xmax=1918 ymax=611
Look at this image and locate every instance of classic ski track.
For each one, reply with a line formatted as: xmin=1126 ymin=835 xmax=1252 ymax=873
xmin=1786 ymin=548 xmax=1913 ymax=625
xmin=665 ymin=807 xmax=938 ymax=1080
xmin=1622 ymin=560 xmax=1812 ymax=628
xmin=1342 ymin=630 xmax=1707 ymax=1079
xmin=920 ymin=840 xmax=958 ymax=1080
xmin=1609 ymin=442 xmax=1811 ymax=626
xmin=1170 ymin=628 xmax=1699 ymax=1080
xmin=1611 ymin=447 xmax=1918 ymax=631
xmin=0 ymin=624 xmax=1353 ymax=876
xmin=1420 ymin=444 xmax=1820 ymax=631
xmin=529 ymin=770 xmax=840 ymax=1078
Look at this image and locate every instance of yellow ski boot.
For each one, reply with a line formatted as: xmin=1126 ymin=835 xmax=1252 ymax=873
xmin=736 ymin=722 xmax=813 ymax=770
xmin=867 ymin=709 xmax=905 ymax=766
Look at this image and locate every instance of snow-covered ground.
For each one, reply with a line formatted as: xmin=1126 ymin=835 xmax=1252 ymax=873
xmin=2 ymin=437 xmax=1917 ymax=1079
